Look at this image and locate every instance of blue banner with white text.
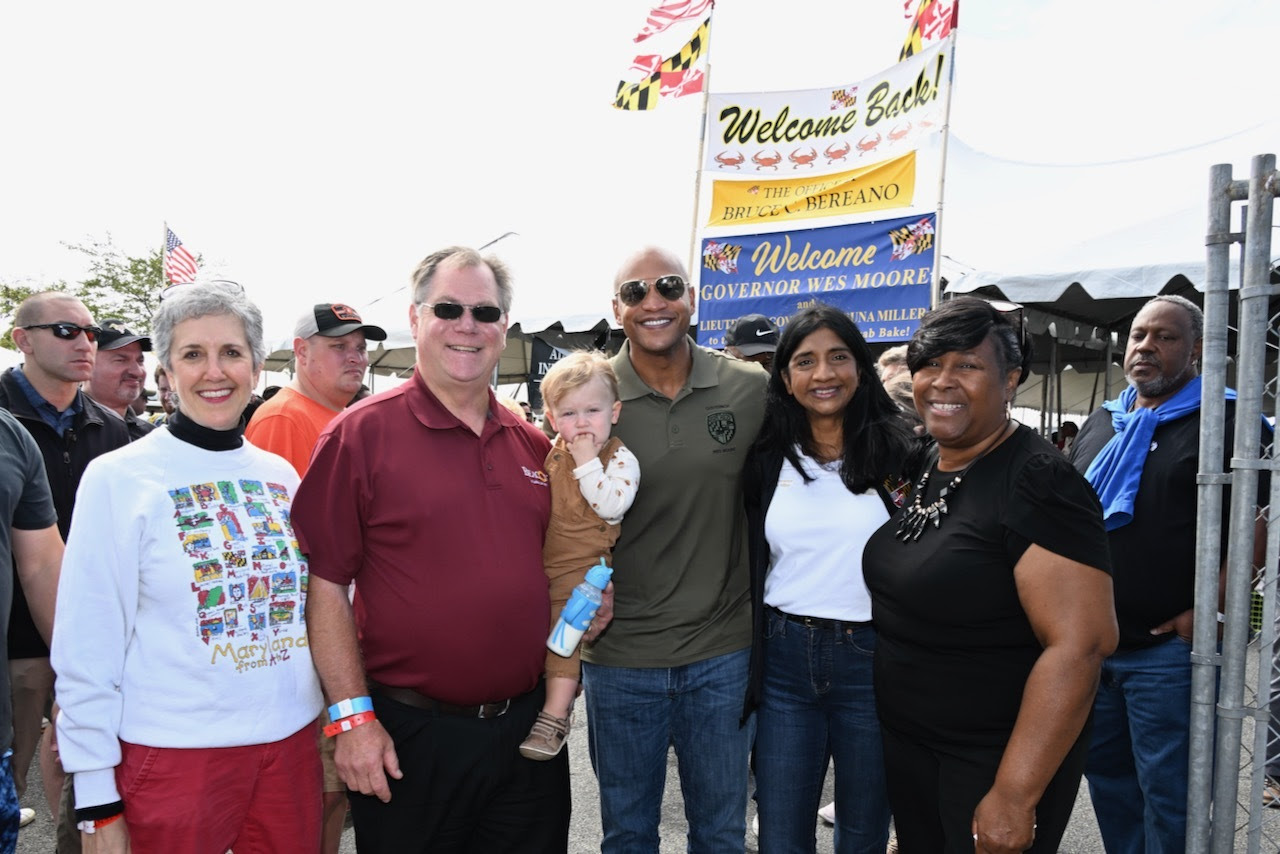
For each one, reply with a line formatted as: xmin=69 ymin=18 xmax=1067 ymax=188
xmin=697 ymin=213 xmax=935 ymax=347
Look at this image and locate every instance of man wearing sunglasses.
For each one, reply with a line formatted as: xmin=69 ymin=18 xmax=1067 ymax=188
xmin=580 ymin=246 xmax=767 ymax=852
xmin=0 ymin=292 xmax=131 ymax=833
xmin=293 ymin=247 xmax=570 ymax=853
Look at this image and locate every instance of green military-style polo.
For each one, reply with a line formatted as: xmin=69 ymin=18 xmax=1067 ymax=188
xmin=583 ymin=338 xmax=767 ymax=668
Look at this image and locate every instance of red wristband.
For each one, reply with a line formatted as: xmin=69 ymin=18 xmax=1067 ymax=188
xmin=323 ymin=710 xmax=377 ymax=737
xmin=77 ymin=813 xmax=123 ymax=834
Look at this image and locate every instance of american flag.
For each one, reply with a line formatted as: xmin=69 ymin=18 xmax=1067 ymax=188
xmin=633 ymin=0 xmax=714 ymax=43
xmin=164 ymin=227 xmax=198 ymax=284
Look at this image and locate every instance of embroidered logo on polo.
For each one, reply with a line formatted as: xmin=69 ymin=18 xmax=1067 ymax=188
xmin=168 ymin=478 xmax=309 ymax=673
xmin=707 ymin=411 xmax=736 ymax=445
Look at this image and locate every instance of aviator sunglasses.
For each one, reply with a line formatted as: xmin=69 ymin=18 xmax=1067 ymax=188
xmin=20 ymin=323 xmax=103 ymax=342
xmin=422 ymin=302 xmax=504 ymax=323
xmin=615 ymin=275 xmax=687 ymax=307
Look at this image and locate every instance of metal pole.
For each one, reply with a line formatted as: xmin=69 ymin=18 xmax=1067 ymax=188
xmin=1208 ymin=155 xmax=1276 ymax=853
xmin=1188 ymin=161 xmax=1238 ymax=853
xmin=928 ymin=35 xmax=958 ymax=311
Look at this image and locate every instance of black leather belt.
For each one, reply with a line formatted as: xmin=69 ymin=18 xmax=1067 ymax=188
xmin=368 ymin=680 xmax=517 ymax=719
xmin=767 ymin=605 xmax=871 ymax=632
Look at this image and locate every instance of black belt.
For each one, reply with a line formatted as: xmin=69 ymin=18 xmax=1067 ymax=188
xmin=767 ymin=605 xmax=871 ymax=632
xmin=368 ymin=680 xmax=521 ymax=719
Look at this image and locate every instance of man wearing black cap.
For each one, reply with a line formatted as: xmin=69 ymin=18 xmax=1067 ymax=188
xmin=245 ymin=302 xmax=386 ymax=853
xmin=725 ymin=313 xmax=780 ymax=373
xmin=85 ymin=319 xmax=154 ymax=440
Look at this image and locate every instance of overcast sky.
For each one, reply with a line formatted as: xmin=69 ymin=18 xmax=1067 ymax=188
xmin=2 ymin=0 xmax=1274 ymax=354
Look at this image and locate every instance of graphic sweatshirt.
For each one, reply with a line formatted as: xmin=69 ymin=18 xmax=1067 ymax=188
xmin=52 ymin=427 xmax=323 ymax=810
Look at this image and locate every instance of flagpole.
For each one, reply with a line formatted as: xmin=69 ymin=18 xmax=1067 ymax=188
xmin=929 ymin=32 xmax=958 ymax=310
xmin=685 ymin=11 xmax=714 ymax=281
xmin=162 ymin=221 xmax=169 ymax=289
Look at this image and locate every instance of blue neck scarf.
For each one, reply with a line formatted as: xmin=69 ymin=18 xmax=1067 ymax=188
xmin=1083 ymin=375 xmax=1225 ymax=530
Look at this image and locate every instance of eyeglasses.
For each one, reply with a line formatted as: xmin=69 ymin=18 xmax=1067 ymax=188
xmin=421 ymin=302 xmax=504 ymax=323
xmin=160 ymin=279 xmax=245 ymax=301
xmin=615 ymin=275 xmax=687 ymax=307
xmin=20 ymin=323 xmax=103 ymax=342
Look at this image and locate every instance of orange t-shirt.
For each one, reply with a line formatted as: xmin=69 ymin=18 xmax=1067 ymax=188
xmin=244 ymin=386 xmax=340 ymax=476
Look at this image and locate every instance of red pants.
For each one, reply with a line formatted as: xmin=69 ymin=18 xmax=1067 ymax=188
xmin=117 ymin=722 xmax=321 ymax=853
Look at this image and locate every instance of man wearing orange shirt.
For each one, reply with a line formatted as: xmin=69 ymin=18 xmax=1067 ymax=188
xmin=246 ymin=303 xmax=386 ymax=475
xmin=244 ymin=301 xmax=384 ymax=852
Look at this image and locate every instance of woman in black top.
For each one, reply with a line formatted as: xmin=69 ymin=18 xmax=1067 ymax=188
xmin=862 ymin=298 xmax=1117 ymax=854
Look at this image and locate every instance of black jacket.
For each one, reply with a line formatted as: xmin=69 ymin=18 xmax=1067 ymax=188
xmin=0 ymin=367 xmax=132 ymax=657
xmin=740 ymin=440 xmax=925 ymax=722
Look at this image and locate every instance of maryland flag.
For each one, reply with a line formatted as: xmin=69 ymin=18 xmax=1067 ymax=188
xmin=899 ymin=0 xmax=957 ymax=62
xmin=614 ymin=17 xmax=709 ymax=111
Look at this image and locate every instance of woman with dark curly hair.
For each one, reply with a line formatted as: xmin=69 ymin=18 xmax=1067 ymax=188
xmin=742 ymin=304 xmax=918 ymax=853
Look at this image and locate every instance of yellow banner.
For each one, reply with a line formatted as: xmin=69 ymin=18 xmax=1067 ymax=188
xmin=706 ymin=152 xmax=915 ymax=228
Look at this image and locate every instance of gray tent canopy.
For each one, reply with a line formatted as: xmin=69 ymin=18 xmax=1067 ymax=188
xmin=945 ymin=258 xmax=1274 ymax=422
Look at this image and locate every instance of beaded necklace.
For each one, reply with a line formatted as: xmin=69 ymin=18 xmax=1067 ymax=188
xmin=895 ymin=420 xmax=1013 ymax=543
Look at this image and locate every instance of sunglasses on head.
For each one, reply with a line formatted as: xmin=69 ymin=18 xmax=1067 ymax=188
xmin=987 ymin=300 xmax=1026 ymax=343
xmin=616 ymin=275 xmax=687 ymax=307
xmin=159 ymin=279 xmax=245 ymax=301
xmin=987 ymin=299 xmax=1031 ymax=383
xmin=21 ymin=323 xmax=103 ymax=342
xmin=422 ymin=302 xmax=504 ymax=323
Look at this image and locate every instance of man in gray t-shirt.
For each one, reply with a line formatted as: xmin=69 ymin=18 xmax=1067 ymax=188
xmin=0 ymin=407 xmax=61 ymax=844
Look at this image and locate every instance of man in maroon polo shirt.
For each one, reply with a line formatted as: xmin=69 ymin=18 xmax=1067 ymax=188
xmin=292 ymin=246 xmax=569 ymax=853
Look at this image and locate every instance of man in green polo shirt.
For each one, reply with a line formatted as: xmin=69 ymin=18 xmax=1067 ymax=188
xmin=582 ymin=246 xmax=766 ymax=852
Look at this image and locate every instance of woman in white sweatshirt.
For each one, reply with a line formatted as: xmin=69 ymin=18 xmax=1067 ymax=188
xmin=52 ymin=281 xmax=323 ymax=853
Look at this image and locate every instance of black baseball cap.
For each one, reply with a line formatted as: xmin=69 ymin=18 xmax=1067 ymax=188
xmin=726 ymin=314 xmax=779 ymax=355
xmin=294 ymin=303 xmax=387 ymax=341
xmin=98 ymin=319 xmax=151 ymax=351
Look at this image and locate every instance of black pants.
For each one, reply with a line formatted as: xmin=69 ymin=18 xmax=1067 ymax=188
xmin=349 ymin=682 xmax=570 ymax=854
xmin=881 ymin=720 xmax=1091 ymax=854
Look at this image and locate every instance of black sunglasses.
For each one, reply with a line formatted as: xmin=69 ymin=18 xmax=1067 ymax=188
xmin=21 ymin=323 xmax=103 ymax=342
xmin=422 ymin=302 xmax=504 ymax=323
xmin=987 ymin=300 xmax=1026 ymax=345
xmin=616 ymin=275 xmax=687 ymax=307
xmin=987 ymin=299 xmax=1031 ymax=383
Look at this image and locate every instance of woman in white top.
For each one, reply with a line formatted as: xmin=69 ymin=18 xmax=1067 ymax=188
xmin=742 ymin=304 xmax=919 ymax=854
xmin=52 ymin=281 xmax=323 ymax=853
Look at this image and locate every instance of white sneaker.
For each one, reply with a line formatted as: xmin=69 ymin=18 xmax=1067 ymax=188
xmin=817 ymin=801 xmax=836 ymax=825
xmin=18 ymin=808 xmax=35 ymax=828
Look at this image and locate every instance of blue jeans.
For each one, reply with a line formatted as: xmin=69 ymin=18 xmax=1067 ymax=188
xmin=0 ymin=750 xmax=17 ymax=854
xmin=1085 ymin=637 xmax=1191 ymax=854
xmin=755 ymin=610 xmax=889 ymax=854
xmin=583 ymin=648 xmax=752 ymax=854
xmin=752 ymin=612 xmax=885 ymax=850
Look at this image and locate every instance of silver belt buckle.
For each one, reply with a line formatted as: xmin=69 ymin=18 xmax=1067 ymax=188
xmin=480 ymin=699 xmax=511 ymax=719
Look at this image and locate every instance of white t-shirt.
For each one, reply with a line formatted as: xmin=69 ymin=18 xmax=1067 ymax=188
xmin=762 ymin=451 xmax=889 ymax=622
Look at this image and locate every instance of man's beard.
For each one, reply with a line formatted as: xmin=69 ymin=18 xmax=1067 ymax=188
xmin=1127 ymin=361 xmax=1195 ymax=399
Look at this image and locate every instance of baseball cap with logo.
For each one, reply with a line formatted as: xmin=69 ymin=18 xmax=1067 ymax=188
xmin=294 ymin=303 xmax=388 ymax=341
xmin=97 ymin=318 xmax=152 ymax=352
xmin=725 ymin=314 xmax=779 ymax=356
